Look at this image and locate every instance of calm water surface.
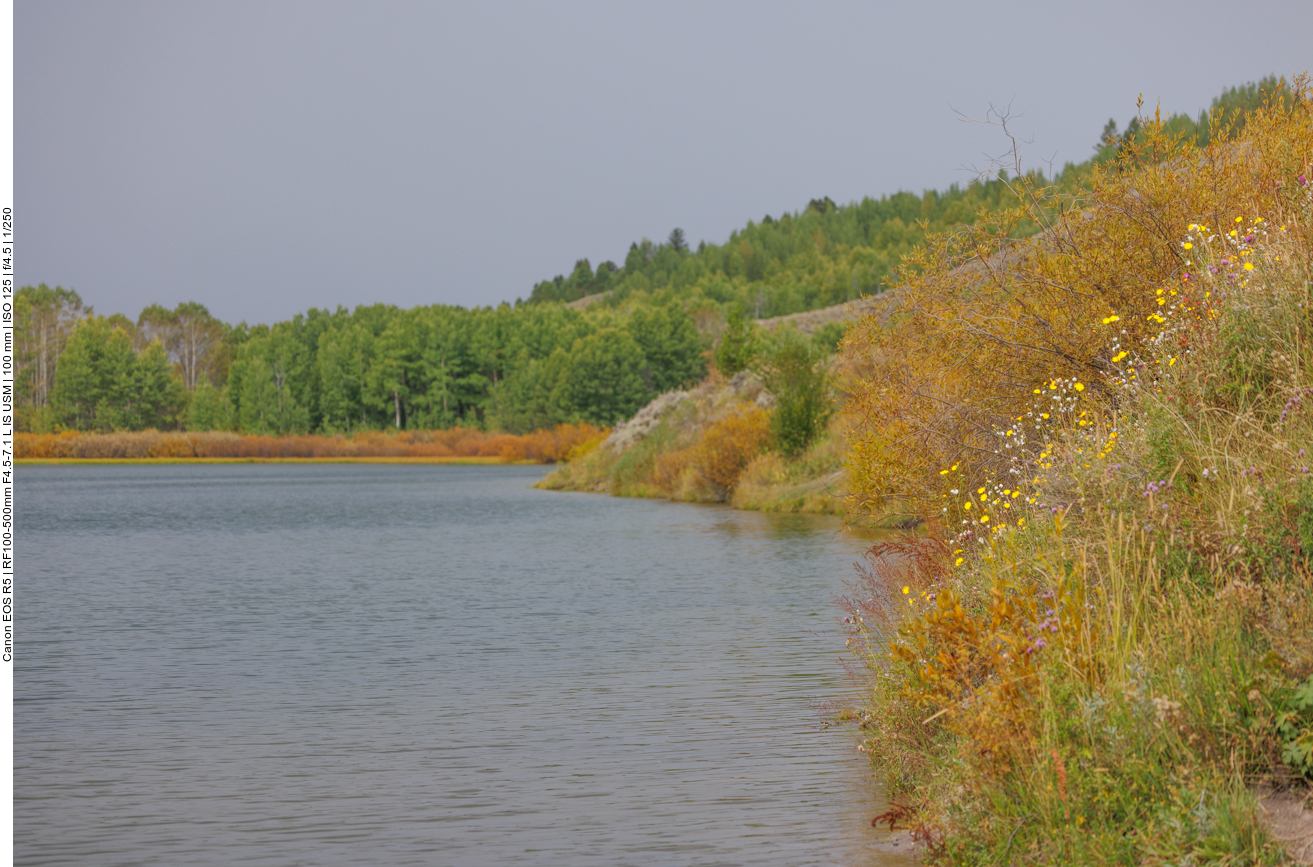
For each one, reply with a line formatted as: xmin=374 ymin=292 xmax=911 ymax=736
xmin=19 ymin=464 xmax=910 ymax=866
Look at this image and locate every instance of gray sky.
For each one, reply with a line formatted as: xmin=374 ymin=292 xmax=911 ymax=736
xmin=16 ymin=0 xmax=1312 ymax=325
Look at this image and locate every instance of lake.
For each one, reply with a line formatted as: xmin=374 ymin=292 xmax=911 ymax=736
xmin=18 ymin=464 xmax=910 ymax=866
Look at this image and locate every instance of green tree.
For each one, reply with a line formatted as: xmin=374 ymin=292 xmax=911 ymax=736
xmin=138 ymin=301 xmax=229 ymax=390
xmin=1096 ymin=118 xmax=1119 ymax=153
xmin=626 ymin=304 xmax=705 ymax=392
xmin=99 ymin=341 xmax=185 ymax=430
xmin=810 ymin=321 xmax=848 ymax=355
xmin=49 ymin=317 xmax=135 ymax=430
xmin=316 ymin=320 xmax=376 ymax=431
xmin=714 ymin=304 xmax=756 ymax=375
xmin=14 ymin=284 xmax=88 ymax=426
xmin=366 ymin=312 xmax=424 ymax=428
xmin=234 ymin=326 xmax=310 ymax=435
xmin=185 ymin=378 xmax=231 ymax=431
xmin=49 ymin=316 xmax=183 ymax=431
xmin=758 ymin=329 xmax=832 ymax=456
xmin=554 ymin=328 xmax=650 ymax=425
xmin=486 ymin=348 xmax=571 ymax=433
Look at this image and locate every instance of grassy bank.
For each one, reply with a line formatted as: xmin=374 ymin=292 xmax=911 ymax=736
xmin=839 ymin=80 xmax=1313 ymax=864
xmin=537 ymin=370 xmax=847 ymax=514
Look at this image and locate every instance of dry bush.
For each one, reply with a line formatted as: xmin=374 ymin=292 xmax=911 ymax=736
xmin=650 ymin=448 xmax=693 ymax=495
xmin=15 ymin=431 xmax=82 ymax=458
xmin=687 ymin=407 xmax=771 ymax=500
xmin=15 ymin=423 xmax=609 ymax=462
xmin=147 ymin=433 xmax=200 ymax=458
xmin=507 ymin=423 xmax=608 ymax=462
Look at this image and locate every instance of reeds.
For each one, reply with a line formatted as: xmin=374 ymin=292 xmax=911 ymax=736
xmin=16 ymin=423 xmax=608 ymax=463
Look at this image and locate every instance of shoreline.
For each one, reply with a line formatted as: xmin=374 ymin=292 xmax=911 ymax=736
xmin=18 ymin=456 xmax=544 ymax=466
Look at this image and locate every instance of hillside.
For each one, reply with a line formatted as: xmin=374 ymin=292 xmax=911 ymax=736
xmin=839 ymin=75 xmax=1313 ymax=863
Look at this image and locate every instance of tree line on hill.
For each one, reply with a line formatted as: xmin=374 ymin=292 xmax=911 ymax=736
xmin=526 ymin=77 xmax=1292 ymax=316
xmin=14 ymin=76 xmax=1289 ymax=437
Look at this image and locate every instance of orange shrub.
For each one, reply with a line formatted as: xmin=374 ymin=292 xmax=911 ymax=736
xmin=15 ymin=431 xmax=82 ymax=458
xmin=688 ymin=408 xmax=771 ymax=500
xmin=651 ymin=448 xmax=692 ymax=495
xmin=147 ymin=433 xmax=200 ymax=458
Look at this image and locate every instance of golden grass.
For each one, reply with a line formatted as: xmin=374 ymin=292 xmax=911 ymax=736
xmin=16 ymin=423 xmax=608 ymax=463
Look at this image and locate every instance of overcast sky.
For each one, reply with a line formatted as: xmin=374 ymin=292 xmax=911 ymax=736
xmin=16 ymin=0 xmax=1312 ymax=325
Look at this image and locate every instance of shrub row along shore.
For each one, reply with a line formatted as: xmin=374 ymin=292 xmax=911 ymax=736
xmin=838 ymin=79 xmax=1313 ymax=863
xmin=16 ymin=423 xmax=607 ymax=463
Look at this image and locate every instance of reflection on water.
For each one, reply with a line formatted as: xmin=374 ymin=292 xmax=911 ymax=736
xmin=19 ymin=464 xmax=913 ymax=866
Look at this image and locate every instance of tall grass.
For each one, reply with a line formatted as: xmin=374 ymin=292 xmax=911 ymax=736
xmin=841 ymin=78 xmax=1313 ymax=864
xmin=16 ymin=423 xmax=607 ymax=462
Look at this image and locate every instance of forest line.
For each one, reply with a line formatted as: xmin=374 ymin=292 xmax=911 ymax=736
xmin=12 ymin=77 xmax=1283 ymax=441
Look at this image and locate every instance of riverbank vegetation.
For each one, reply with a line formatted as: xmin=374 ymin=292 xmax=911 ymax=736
xmin=840 ymin=75 xmax=1313 ymax=864
xmin=537 ymin=321 xmax=848 ymax=513
xmin=15 ymin=423 xmax=606 ymax=463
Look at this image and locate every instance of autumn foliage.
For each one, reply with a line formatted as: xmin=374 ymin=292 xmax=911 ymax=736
xmin=683 ymin=407 xmax=772 ymax=499
xmin=840 ymin=77 xmax=1313 ymax=863
xmin=16 ymin=423 xmax=607 ymax=462
xmin=843 ymin=75 xmax=1313 ymax=521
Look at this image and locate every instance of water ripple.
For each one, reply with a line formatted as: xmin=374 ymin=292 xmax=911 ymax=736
xmin=18 ymin=464 xmax=910 ymax=866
